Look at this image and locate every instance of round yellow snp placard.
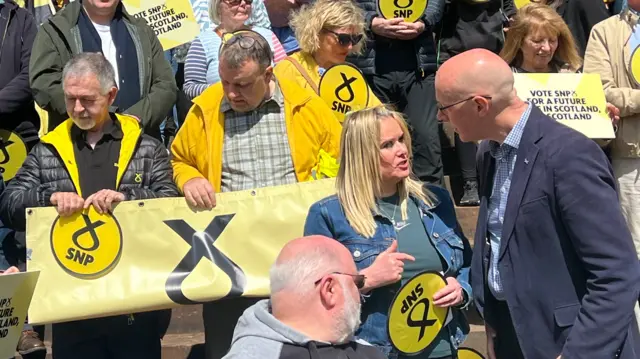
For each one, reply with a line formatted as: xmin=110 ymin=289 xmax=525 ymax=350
xmin=50 ymin=207 xmax=123 ymax=279
xmin=630 ymin=46 xmax=640 ymax=87
xmin=378 ymin=0 xmax=427 ymax=23
xmin=387 ymin=271 xmax=450 ymax=355
xmin=0 ymin=130 xmax=27 ymax=182
xmin=318 ymin=63 xmax=370 ymax=123
xmin=458 ymin=347 xmax=486 ymax=359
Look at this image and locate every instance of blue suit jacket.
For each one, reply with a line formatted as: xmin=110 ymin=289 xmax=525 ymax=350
xmin=471 ymin=105 xmax=640 ymax=359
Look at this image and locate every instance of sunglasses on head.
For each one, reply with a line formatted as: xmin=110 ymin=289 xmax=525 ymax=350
xmin=324 ymin=29 xmax=363 ymax=47
xmin=314 ymin=272 xmax=366 ymax=289
xmin=221 ymin=30 xmax=262 ymax=51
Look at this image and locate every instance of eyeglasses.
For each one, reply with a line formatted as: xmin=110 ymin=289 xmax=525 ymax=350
xmin=314 ymin=272 xmax=366 ymax=289
xmin=223 ymin=0 xmax=252 ymax=6
xmin=437 ymin=95 xmax=492 ymax=112
xmin=324 ymin=29 xmax=363 ymax=47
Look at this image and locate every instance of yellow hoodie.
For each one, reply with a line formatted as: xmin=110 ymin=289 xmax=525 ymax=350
xmin=171 ymin=76 xmax=342 ymax=192
xmin=274 ymin=52 xmax=383 ymax=107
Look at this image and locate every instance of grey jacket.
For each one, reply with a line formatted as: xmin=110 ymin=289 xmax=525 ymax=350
xmin=223 ymin=299 xmax=386 ymax=359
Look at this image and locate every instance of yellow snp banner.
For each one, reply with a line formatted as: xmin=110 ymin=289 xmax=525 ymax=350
xmin=514 ymin=73 xmax=615 ymax=139
xmin=123 ymin=0 xmax=199 ymax=50
xmin=0 ymin=272 xmax=39 ymax=359
xmin=26 ymin=180 xmax=336 ymax=324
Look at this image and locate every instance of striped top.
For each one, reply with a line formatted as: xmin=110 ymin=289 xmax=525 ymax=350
xmin=183 ymin=28 xmax=286 ymax=99
xmin=190 ymin=0 xmax=271 ymax=32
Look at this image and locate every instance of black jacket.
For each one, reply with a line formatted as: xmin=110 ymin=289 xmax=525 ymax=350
xmin=437 ymin=0 xmax=516 ymax=63
xmin=557 ymin=0 xmax=609 ymax=57
xmin=347 ymin=0 xmax=445 ymax=75
xmin=0 ymin=0 xmax=39 ymax=137
xmin=0 ymin=114 xmax=179 ymax=231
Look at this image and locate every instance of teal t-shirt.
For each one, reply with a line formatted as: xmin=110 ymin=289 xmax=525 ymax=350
xmin=378 ymin=194 xmax=452 ymax=358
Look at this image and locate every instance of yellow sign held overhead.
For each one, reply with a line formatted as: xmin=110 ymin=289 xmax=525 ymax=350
xmin=123 ymin=0 xmax=199 ymax=50
xmin=515 ymin=0 xmax=531 ymax=8
xmin=0 ymin=130 xmax=28 ymax=182
xmin=0 ymin=271 xmax=39 ymax=359
xmin=378 ymin=0 xmax=428 ymax=23
xmin=50 ymin=207 xmax=123 ymax=279
xmin=318 ymin=63 xmax=370 ymax=123
xmin=458 ymin=347 xmax=486 ymax=359
xmin=514 ymin=73 xmax=615 ymax=139
xmin=387 ymin=271 xmax=449 ymax=355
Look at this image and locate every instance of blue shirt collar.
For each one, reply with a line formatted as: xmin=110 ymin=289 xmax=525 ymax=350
xmin=489 ymin=103 xmax=532 ymax=155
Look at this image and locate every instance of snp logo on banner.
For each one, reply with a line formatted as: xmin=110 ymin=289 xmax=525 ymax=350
xmin=50 ymin=208 xmax=123 ymax=279
xmin=162 ymin=214 xmax=246 ymax=304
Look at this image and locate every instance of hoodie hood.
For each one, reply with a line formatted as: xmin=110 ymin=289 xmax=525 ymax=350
xmin=226 ymin=299 xmax=386 ymax=359
xmin=230 ymin=299 xmax=315 ymax=346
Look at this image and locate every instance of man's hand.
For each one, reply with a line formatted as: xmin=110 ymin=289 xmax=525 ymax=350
xmin=183 ymin=178 xmax=216 ymax=210
xmin=359 ymin=240 xmax=415 ymax=292
xmin=84 ymin=190 xmax=126 ymax=214
xmin=0 ymin=266 xmax=19 ymax=275
xmin=394 ymin=20 xmax=426 ymax=40
xmin=50 ymin=192 xmax=85 ymax=217
xmin=606 ymin=102 xmax=620 ymax=127
xmin=432 ymin=277 xmax=464 ymax=307
xmin=371 ymin=17 xmax=407 ymax=38
xmin=486 ymin=324 xmax=497 ymax=359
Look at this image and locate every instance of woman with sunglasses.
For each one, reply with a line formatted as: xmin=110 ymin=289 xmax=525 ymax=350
xmin=183 ymin=0 xmax=285 ymax=99
xmin=273 ymin=0 xmax=381 ymax=106
xmin=304 ymin=106 xmax=472 ymax=359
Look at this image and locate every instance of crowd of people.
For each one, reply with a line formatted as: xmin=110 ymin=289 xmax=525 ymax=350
xmin=0 ymin=0 xmax=639 ymax=358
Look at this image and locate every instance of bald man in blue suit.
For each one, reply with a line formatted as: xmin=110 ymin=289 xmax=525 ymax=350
xmin=435 ymin=49 xmax=640 ymax=359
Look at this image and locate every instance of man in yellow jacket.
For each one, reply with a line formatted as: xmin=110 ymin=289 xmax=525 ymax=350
xmin=170 ymin=30 xmax=342 ymax=359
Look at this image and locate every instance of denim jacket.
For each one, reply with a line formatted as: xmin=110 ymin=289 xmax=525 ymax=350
xmin=303 ymin=185 xmax=472 ymax=357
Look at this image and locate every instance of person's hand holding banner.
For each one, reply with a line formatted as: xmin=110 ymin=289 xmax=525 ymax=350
xmin=50 ymin=192 xmax=85 ymax=217
xmin=606 ymin=102 xmax=621 ymax=127
xmin=432 ymin=276 xmax=464 ymax=307
xmin=84 ymin=189 xmax=126 ymax=214
xmin=0 ymin=267 xmax=19 ymax=274
xmin=182 ymin=177 xmax=216 ymax=210
xmin=359 ymin=240 xmax=415 ymax=293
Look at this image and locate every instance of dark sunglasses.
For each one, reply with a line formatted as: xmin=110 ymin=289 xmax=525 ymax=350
xmin=223 ymin=0 xmax=252 ymax=5
xmin=437 ymin=95 xmax=492 ymax=112
xmin=314 ymin=272 xmax=366 ymax=289
xmin=324 ymin=29 xmax=363 ymax=47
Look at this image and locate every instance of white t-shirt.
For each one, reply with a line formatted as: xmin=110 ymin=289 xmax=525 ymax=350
xmin=91 ymin=21 xmax=120 ymax=87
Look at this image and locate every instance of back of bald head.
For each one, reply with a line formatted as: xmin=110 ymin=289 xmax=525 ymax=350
xmin=270 ymin=236 xmax=352 ymax=297
xmin=437 ymin=49 xmax=515 ymax=103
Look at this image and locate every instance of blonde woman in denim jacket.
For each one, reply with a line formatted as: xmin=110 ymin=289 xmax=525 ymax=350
xmin=304 ymin=106 xmax=473 ymax=359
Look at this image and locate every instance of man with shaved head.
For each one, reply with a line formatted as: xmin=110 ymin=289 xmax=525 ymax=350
xmin=436 ymin=49 xmax=640 ymax=359
xmin=222 ymin=235 xmax=385 ymax=359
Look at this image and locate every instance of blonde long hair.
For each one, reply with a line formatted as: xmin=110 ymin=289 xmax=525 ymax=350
xmin=500 ymin=3 xmax=582 ymax=72
xmin=289 ymin=0 xmax=366 ymax=55
xmin=336 ymin=106 xmax=434 ymax=238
